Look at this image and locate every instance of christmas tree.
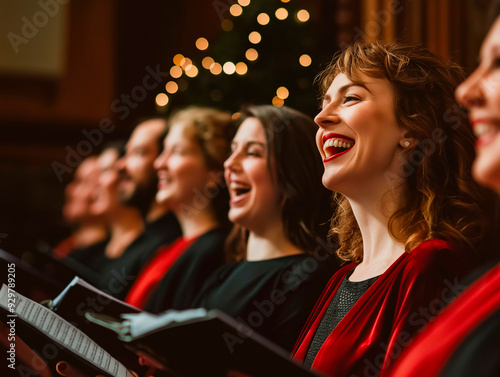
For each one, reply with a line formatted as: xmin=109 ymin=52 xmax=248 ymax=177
xmin=155 ymin=0 xmax=337 ymax=116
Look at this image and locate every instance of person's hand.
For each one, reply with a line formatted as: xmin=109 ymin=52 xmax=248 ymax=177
xmin=55 ymin=362 xmax=105 ymax=377
xmin=136 ymin=350 xmax=168 ymax=371
xmin=55 ymin=361 xmax=138 ymax=377
xmin=0 ymin=323 xmax=54 ymax=377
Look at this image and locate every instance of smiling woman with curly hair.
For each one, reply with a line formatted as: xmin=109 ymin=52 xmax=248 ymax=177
xmin=292 ymin=41 xmax=496 ymax=377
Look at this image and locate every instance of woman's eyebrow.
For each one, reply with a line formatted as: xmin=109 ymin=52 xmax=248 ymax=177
xmin=245 ymin=141 xmax=265 ymax=148
xmin=322 ymin=82 xmax=372 ymax=103
xmin=337 ymin=82 xmax=371 ymax=95
xmin=231 ymin=140 xmax=265 ymax=149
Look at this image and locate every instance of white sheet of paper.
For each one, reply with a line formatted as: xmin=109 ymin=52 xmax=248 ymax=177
xmin=0 ymin=284 xmax=134 ymax=377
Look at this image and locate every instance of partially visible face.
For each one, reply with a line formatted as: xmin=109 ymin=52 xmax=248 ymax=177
xmin=154 ymin=122 xmax=214 ymax=212
xmin=63 ymin=156 xmax=100 ymax=224
xmin=455 ymin=17 xmax=500 ymax=193
xmin=90 ymin=148 xmax=121 ymax=217
xmin=117 ymin=119 xmax=165 ymax=211
xmin=224 ymin=118 xmax=282 ymax=232
xmin=315 ymin=72 xmax=406 ymax=197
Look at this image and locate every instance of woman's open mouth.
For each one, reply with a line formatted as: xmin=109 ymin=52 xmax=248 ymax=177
xmin=157 ymin=172 xmax=174 ymax=189
xmin=322 ymin=133 xmax=355 ymax=162
xmin=229 ymin=181 xmax=251 ymax=204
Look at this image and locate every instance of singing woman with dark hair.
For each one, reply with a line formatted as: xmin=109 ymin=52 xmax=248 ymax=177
xmin=189 ymin=105 xmax=338 ymax=352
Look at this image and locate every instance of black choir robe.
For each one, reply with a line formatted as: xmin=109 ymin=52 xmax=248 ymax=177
xmin=66 ymin=212 xmax=181 ymax=300
xmin=191 ymin=253 xmax=338 ymax=352
xmin=144 ymin=228 xmax=227 ymax=313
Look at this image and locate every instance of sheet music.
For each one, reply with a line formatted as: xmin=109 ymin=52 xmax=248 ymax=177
xmin=0 ymin=285 xmax=134 ymax=377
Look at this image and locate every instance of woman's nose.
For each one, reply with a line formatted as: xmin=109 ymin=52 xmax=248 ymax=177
xmin=315 ymin=107 xmax=341 ymax=129
xmin=224 ymin=151 xmax=240 ymax=172
xmin=455 ymin=71 xmax=485 ymax=109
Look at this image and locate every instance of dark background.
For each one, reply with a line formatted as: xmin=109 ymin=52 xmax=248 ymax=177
xmin=0 ymin=0 xmax=498 ymax=255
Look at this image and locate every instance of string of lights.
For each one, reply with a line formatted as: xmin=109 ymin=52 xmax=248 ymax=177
xmin=155 ymin=0 xmax=313 ymax=111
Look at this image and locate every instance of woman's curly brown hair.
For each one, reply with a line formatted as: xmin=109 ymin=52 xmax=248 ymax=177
xmin=317 ymin=41 xmax=496 ymax=264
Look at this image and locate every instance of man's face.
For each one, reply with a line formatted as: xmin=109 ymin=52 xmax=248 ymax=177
xmin=116 ymin=119 xmax=166 ymax=213
xmin=63 ymin=156 xmax=100 ymax=224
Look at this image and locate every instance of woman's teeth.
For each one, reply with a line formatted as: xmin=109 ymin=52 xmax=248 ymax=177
xmin=474 ymin=123 xmax=498 ymax=138
xmin=230 ymin=182 xmax=251 ymax=196
xmin=324 ymin=138 xmax=352 ymax=149
xmin=323 ymin=137 xmax=354 ymax=157
xmin=158 ymin=176 xmax=172 ymax=184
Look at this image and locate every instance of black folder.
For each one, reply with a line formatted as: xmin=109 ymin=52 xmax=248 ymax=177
xmin=51 ymin=277 xmax=142 ymax=371
xmin=0 ymin=284 xmax=133 ymax=377
xmin=86 ymin=309 xmax=326 ymax=377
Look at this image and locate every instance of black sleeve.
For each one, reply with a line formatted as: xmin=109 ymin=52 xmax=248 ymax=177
xmin=440 ymin=306 xmax=500 ymax=377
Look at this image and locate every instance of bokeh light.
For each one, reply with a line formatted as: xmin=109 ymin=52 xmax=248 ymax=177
xmin=245 ymin=48 xmax=258 ymax=61
xmin=202 ymin=57 xmax=215 ymax=69
xmin=223 ymin=62 xmax=236 ymax=75
xmin=185 ymin=65 xmax=199 ymax=77
xmin=210 ymin=62 xmax=223 ymax=75
xmin=296 ymin=10 xmax=310 ymax=22
xmin=230 ymin=4 xmax=243 ymax=17
xmin=276 ymin=86 xmax=289 ymax=99
xmin=173 ymin=54 xmax=184 ymax=66
xmin=249 ymin=31 xmax=261 ymax=44
xmin=272 ymin=96 xmax=285 ymax=107
xmin=299 ymin=54 xmax=312 ymax=67
xmin=165 ymin=81 xmax=178 ymax=94
xmin=235 ymin=62 xmax=248 ymax=75
xmin=155 ymin=93 xmax=169 ymax=106
xmin=180 ymin=58 xmax=192 ymax=69
xmin=170 ymin=66 xmax=182 ymax=78
xmin=195 ymin=37 xmax=209 ymax=50
xmin=257 ymin=13 xmax=270 ymax=25
xmin=275 ymin=8 xmax=288 ymax=20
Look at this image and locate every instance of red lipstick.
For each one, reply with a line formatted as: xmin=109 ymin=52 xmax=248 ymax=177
xmin=322 ymin=133 xmax=355 ymax=162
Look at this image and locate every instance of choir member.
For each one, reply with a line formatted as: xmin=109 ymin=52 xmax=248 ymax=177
xmin=389 ymin=16 xmax=500 ymax=377
xmin=292 ymin=41 xmax=495 ymax=377
xmin=126 ymin=107 xmax=234 ymax=311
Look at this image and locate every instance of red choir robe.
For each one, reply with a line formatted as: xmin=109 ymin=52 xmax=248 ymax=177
xmin=389 ymin=262 xmax=500 ymax=377
xmin=292 ymin=239 xmax=475 ymax=377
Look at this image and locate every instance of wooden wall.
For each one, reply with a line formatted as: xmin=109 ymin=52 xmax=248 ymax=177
xmin=353 ymin=0 xmax=499 ymax=73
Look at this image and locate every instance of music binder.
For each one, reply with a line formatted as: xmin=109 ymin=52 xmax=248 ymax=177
xmin=0 ymin=284 xmax=134 ymax=377
xmin=86 ymin=309 xmax=326 ymax=377
xmin=50 ymin=276 xmax=142 ymax=370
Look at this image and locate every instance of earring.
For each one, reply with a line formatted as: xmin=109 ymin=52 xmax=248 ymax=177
xmin=402 ymin=140 xmax=411 ymax=148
